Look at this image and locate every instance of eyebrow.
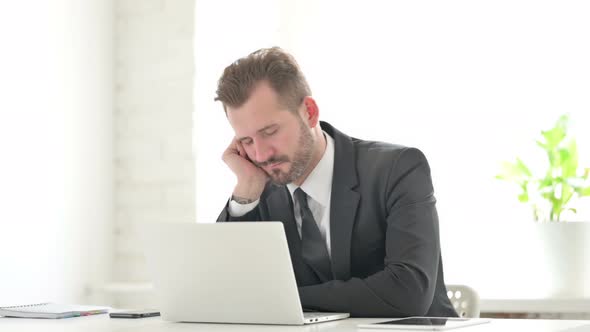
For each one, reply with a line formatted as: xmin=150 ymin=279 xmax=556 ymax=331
xmin=237 ymin=124 xmax=278 ymax=141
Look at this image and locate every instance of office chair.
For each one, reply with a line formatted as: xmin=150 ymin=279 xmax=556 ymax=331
xmin=446 ymin=284 xmax=480 ymax=318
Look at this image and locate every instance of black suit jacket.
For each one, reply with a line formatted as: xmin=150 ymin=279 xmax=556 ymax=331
xmin=217 ymin=121 xmax=457 ymax=318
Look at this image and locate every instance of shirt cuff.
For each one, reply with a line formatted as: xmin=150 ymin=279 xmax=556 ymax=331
xmin=228 ymin=197 xmax=260 ymax=217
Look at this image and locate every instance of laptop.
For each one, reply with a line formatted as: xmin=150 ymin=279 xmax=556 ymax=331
xmin=141 ymin=222 xmax=350 ymax=325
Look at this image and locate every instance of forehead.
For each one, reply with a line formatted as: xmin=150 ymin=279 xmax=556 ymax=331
xmin=226 ymin=81 xmax=293 ymax=136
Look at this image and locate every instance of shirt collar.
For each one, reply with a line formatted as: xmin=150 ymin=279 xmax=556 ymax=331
xmin=287 ymin=131 xmax=335 ymax=207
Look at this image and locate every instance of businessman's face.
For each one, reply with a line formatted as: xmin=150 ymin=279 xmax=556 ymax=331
xmin=227 ymin=81 xmax=314 ymax=185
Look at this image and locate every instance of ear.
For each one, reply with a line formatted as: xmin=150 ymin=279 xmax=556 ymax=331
xmin=301 ymin=96 xmax=320 ymax=128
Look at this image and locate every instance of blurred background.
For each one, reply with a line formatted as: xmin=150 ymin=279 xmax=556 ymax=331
xmin=1 ymin=0 xmax=589 ymax=319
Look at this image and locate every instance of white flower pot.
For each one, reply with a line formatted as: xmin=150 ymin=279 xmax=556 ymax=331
xmin=535 ymin=222 xmax=590 ymax=298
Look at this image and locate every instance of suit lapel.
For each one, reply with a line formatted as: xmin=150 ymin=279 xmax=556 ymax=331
xmin=329 ymin=182 xmax=360 ymax=281
xmin=265 ymin=186 xmax=319 ymax=285
xmin=322 ymin=121 xmax=360 ymax=281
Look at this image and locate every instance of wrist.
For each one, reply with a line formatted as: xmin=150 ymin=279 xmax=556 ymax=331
xmin=232 ymin=182 xmax=264 ymax=203
xmin=231 ymin=195 xmax=257 ymax=205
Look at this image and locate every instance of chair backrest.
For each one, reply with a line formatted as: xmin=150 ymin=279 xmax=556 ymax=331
xmin=446 ymin=284 xmax=480 ymax=318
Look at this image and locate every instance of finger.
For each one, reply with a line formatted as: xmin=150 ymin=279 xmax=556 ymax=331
xmin=232 ymin=138 xmax=244 ymax=154
xmin=226 ymin=138 xmax=240 ymax=153
xmin=235 ymin=141 xmax=246 ymax=158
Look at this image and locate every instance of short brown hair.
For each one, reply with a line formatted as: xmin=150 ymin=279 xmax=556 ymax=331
xmin=215 ymin=47 xmax=311 ymax=112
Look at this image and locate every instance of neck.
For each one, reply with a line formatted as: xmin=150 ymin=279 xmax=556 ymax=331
xmin=292 ymin=127 xmax=326 ymax=186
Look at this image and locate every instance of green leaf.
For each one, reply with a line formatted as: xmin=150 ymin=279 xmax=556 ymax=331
xmin=541 ymin=126 xmax=566 ymax=150
xmin=546 ymin=149 xmax=558 ymax=169
xmin=568 ymin=208 xmax=578 ymax=214
xmin=578 ymin=186 xmax=590 ymax=197
xmin=552 ymin=198 xmax=563 ymax=221
xmin=541 ymin=191 xmax=554 ymax=201
xmin=518 ymin=192 xmax=529 ymax=203
xmin=558 ymin=148 xmax=570 ymax=168
xmin=497 ymin=161 xmax=531 ymax=181
xmin=561 ymin=184 xmax=574 ymax=206
xmin=561 ymin=141 xmax=578 ymax=178
xmin=557 ymin=114 xmax=570 ymax=126
xmin=515 ymin=158 xmax=532 ymax=177
xmin=541 ymin=115 xmax=569 ymax=150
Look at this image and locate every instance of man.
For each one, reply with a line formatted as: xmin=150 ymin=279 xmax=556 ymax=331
xmin=215 ymin=47 xmax=457 ymax=318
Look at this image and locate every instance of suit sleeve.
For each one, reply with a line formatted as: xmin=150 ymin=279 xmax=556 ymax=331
xmin=298 ymin=148 xmax=442 ymax=317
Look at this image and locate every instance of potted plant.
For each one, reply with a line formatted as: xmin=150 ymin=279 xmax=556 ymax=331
xmin=496 ymin=114 xmax=590 ymax=297
xmin=496 ymin=114 xmax=590 ymax=222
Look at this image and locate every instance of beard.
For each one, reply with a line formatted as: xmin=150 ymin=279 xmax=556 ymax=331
xmin=255 ymin=119 xmax=314 ymax=186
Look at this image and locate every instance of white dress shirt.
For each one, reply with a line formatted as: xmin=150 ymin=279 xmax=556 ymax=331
xmin=229 ymin=132 xmax=335 ymax=257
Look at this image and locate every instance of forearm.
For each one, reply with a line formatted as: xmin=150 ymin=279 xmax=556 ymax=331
xmin=299 ymin=262 xmax=436 ymax=317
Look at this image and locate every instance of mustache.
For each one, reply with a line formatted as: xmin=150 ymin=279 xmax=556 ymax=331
xmin=255 ymin=156 xmax=289 ymax=167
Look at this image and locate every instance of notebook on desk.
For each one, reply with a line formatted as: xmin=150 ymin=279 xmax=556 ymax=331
xmin=141 ymin=222 xmax=350 ymax=325
xmin=0 ymin=303 xmax=109 ymax=319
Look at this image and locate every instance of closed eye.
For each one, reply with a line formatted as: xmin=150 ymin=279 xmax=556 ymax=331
xmin=240 ymin=138 xmax=253 ymax=145
xmin=262 ymin=128 xmax=278 ymax=137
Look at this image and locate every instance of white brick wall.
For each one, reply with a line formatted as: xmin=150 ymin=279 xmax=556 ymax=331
xmin=113 ymin=0 xmax=195 ymax=307
xmin=1 ymin=0 xmax=114 ymax=306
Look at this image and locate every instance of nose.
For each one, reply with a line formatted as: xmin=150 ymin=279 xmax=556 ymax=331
xmin=252 ymin=139 xmax=274 ymax=164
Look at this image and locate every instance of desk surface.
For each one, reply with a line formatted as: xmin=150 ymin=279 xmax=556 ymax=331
xmin=481 ymin=298 xmax=590 ymax=314
xmin=0 ymin=315 xmax=588 ymax=332
xmin=103 ymin=282 xmax=590 ymax=314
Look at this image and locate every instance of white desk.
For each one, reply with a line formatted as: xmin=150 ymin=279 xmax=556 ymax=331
xmin=481 ymin=298 xmax=590 ymax=314
xmin=0 ymin=315 xmax=588 ymax=332
xmin=102 ymin=283 xmax=590 ymax=317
